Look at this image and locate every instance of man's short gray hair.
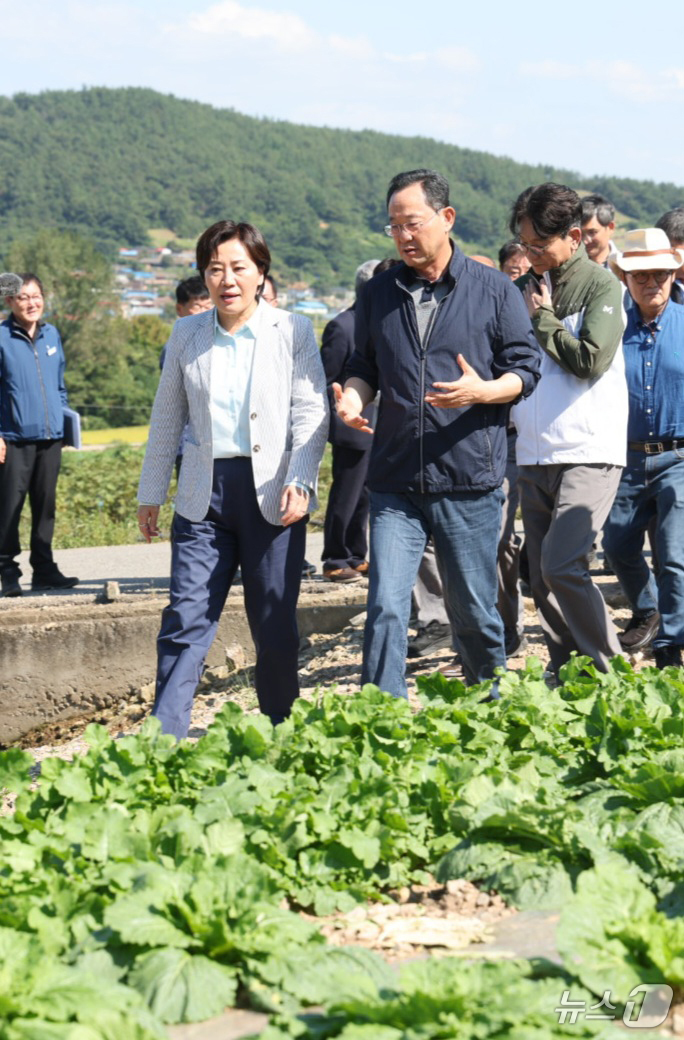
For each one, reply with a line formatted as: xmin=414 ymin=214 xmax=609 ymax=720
xmin=580 ymin=193 xmax=615 ymax=227
xmin=355 ymin=259 xmax=380 ymax=298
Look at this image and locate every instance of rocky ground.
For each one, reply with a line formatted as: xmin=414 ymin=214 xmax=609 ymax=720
xmin=10 ymin=562 xmax=637 ymax=759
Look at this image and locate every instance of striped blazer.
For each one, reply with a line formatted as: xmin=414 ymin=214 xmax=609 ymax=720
xmin=138 ymin=301 xmax=329 ymax=525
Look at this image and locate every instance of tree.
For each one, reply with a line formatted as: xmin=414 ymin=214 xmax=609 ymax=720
xmin=6 ymin=229 xmax=117 ymax=348
xmin=6 ymin=229 xmax=170 ymax=426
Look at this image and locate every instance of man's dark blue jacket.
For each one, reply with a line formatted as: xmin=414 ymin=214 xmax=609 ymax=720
xmin=346 ymin=245 xmax=540 ymax=493
xmin=0 ymin=317 xmax=68 ymax=441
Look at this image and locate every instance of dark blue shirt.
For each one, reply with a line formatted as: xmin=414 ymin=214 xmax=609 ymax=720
xmin=623 ymin=298 xmax=684 ymax=442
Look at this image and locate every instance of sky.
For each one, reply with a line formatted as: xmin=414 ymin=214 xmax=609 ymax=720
xmin=2 ymin=0 xmax=684 ymax=188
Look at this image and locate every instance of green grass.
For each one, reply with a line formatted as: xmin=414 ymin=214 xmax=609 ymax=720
xmin=80 ymin=426 xmax=150 ymax=446
xmin=17 ymin=443 xmax=334 ymax=550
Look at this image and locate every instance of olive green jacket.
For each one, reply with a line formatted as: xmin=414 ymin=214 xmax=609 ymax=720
xmin=512 ymin=245 xmax=628 ymax=466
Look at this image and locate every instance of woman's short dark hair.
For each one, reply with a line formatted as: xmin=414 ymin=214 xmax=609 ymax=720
xmin=17 ymin=272 xmax=44 ymax=296
xmin=509 ymin=183 xmax=582 ymax=239
xmin=195 ymin=221 xmax=271 ymax=284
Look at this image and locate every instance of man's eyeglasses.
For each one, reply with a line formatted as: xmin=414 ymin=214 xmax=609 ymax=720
xmin=384 ymin=210 xmax=441 ymax=238
xmin=515 ymin=237 xmax=555 ymax=258
xmin=627 ymin=270 xmax=673 ymax=286
xmin=14 ymin=294 xmax=43 ymax=304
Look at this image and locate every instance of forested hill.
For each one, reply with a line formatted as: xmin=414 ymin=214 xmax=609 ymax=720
xmin=2 ymin=86 xmax=683 ymax=286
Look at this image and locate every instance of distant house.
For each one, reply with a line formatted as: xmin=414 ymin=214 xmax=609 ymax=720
xmin=122 ymin=290 xmax=158 ymax=301
xmin=293 ymin=300 xmax=329 ymax=317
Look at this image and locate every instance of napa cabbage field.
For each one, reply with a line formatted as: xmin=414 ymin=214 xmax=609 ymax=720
xmin=1 ymin=655 xmax=683 ymax=1038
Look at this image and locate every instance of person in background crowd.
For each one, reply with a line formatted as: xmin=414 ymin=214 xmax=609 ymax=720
xmin=137 ymin=220 xmax=328 ymax=737
xmin=335 ymin=168 xmax=540 ymax=699
xmin=602 ymin=229 xmax=684 ymax=669
xmin=499 ymin=241 xmax=533 ymax=602
xmin=580 ymin=194 xmax=618 ymax=269
xmin=499 ymin=241 xmax=531 ymax=281
xmin=259 ymin=271 xmax=316 ymax=580
xmin=160 ymin=277 xmax=214 ymax=479
xmin=580 ymin=194 xmax=620 ymax=573
xmin=655 ymin=208 xmax=684 ymax=305
xmin=261 ymin=275 xmax=279 ymax=306
xmin=510 ymin=183 xmax=627 ymax=676
xmin=320 ymin=259 xmax=379 ymax=582
xmin=0 ymin=273 xmax=78 ymax=597
xmin=175 ymin=275 xmax=212 ymax=317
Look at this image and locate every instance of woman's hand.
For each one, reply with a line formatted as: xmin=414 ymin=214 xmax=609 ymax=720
xmin=137 ymin=504 xmax=160 ymax=543
xmin=280 ymin=484 xmax=310 ymax=526
xmin=0 ymin=437 xmax=5 ymax=465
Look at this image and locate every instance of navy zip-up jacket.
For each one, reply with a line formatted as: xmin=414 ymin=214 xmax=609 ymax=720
xmin=0 ymin=317 xmax=68 ymax=441
xmin=346 ymin=245 xmax=541 ymax=494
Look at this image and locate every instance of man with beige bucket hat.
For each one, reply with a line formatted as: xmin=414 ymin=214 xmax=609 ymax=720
xmin=602 ymin=228 xmax=684 ymax=670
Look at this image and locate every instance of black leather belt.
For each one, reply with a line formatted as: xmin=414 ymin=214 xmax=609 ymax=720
xmin=628 ymin=439 xmax=684 ymax=454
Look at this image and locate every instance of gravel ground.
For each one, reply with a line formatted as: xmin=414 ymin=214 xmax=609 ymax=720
xmin=11 ymin=565 xmax=639 ymax=761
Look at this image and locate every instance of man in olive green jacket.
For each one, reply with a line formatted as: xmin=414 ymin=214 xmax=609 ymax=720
xmin=510 ymin=183 xmax=628 ymax=676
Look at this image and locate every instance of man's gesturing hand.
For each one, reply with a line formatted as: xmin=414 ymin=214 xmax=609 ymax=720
xmin=425 ymin=355 xmax=491 ymax=409
xmin=333 ymin=382 xmax=374 ymax=434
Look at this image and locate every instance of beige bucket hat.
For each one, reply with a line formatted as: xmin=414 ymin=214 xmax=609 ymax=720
xmin=610 ymin=227 xmax=684 ymax=275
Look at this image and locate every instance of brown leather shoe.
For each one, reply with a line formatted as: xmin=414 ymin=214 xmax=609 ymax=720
xmin=438 ymin=656 xmax=462 ymax=679
xmin=353 ymin=561 xmax=370 ymax=575
xmin=323 ymin=567 xmax=362 ymax=583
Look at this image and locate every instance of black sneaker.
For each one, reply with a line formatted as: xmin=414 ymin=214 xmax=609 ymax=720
xmin=407 ymin=620 xmax=452 ymax=658
xmin=654 ymin=646 xmax=682 ymax=670
xmin=505 ymin=630 xmax=528 ymax=658
xmin=31 ymin=572 xmax=80 ymax=591
xmin=1 ymin=575 xmax=22 ymax=597
xmin=618 ymin=611 xmax=660 ymax=652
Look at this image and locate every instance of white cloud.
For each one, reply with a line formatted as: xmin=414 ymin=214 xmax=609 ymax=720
xmin=187 ymin=1 xmax=317 ymax=50
xmin=520 ymin=58 xmax=684 ymax=103
xmin=380 ymin=47 xmax=479 ymax=71
xmin=383 ymin=51 xmax=429 ymax=64
xmin=434 ymin=47 xmax=480 ymax=73
xmin=328 ymin=34 xmax=375 ymax=60
xmin=519 ymin=60 xmax=581 ymax=80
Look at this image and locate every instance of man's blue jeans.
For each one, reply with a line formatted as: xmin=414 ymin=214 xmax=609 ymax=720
xmin=603 ymin=447 xmax=684 ymax=649
xmin=362 ymin=488 xmax=506 ymax=698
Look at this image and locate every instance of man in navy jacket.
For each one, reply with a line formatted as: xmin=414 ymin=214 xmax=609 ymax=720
xmin=0 ymin=274 xmax=78 ymax=596
xmin=320 ymin=258 xmax=377 ymax=582
xmin=335 ymin=169 xmax=540 ymax=698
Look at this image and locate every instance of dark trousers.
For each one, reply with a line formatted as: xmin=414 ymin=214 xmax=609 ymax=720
xmin=322 ymin=444 xmax=371 ymax=570
xmin=0 ymin=439 xmax=62 ymax=580
xmin=153 ymin=457 xmax=306 ymax=738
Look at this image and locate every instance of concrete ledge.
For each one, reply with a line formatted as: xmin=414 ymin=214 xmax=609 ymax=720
xmin=0 ymin=586 xmax=365 ymax=745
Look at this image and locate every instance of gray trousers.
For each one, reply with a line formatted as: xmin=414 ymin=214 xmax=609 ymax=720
xmin=413 ymin=539 xmax=449 ymax=627
xmin=497 ymin=434 xmax=524 ymax=639
xmin=517 ymin=462 xmax=622 ymax=673
xmin=413 ymin=434 xmax=523 ymax=638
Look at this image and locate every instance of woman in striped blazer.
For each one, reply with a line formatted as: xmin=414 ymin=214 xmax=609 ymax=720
xmin=137 ymin=220 xmax=328 ymax=738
